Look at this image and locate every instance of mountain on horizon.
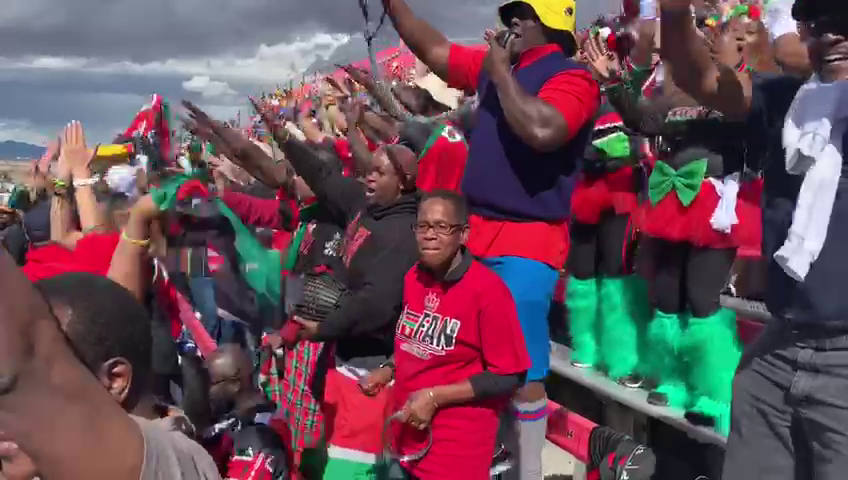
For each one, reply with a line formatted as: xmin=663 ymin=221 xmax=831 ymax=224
xmin=0 ymin=141 xmax=45 ymax=161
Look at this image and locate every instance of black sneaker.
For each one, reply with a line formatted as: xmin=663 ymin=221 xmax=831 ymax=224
xmin=646 ymin=390 xmax=669 ymax=407
xmin=489 ymin=443 xmax=514 ymax=477
xmin=618 ymin=374 xmax=644 ymax=389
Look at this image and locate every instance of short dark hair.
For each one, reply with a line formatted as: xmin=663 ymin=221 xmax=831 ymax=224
xmin=422 ymin=190 xmax=469 ymax=225
xmin=35 ymin=273 xmax=152 ymax=407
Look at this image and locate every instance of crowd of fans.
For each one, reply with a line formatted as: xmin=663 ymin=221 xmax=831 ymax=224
xmin=0 ymin=0 xmax=845 ymax=479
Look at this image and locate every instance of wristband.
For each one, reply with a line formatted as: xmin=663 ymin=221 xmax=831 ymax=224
xmin=121 ymin=230 xmax=151 ymax=247
xmin=73 ymin=177 xmax=99 ymax=188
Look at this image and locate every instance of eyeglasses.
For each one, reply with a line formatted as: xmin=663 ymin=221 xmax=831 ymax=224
xmin=412 ymin=222 xmax=466 ymax=235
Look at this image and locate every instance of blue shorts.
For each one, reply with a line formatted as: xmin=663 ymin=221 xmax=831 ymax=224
xmin=481 ymin=256 xmax=557 ymax=382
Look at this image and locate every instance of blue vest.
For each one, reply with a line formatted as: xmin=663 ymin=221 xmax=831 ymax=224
xmin=461 ymin=51 xmax=593 ymax=221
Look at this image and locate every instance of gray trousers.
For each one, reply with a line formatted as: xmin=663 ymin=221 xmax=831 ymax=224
xmin=722 ymin=320 xmax=848 ymax=480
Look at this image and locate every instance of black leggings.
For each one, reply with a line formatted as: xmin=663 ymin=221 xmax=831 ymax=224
xmin=642 ymin=238 xmax=735 ymax=318
xmin=568 ymin=213 xmax=634 ymax=280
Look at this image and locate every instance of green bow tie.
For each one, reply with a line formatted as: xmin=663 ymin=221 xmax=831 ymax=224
xmin=591 ymin=131 xmax=631 ymax=159
xmin=648 ymin=159 xmax=708 ymax=207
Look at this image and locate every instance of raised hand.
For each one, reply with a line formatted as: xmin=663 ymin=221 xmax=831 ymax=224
xmin=181 ymin=100 xmax=214 ymax=127
xmin=60 ymin=121 xmax=94 ymax=178
xmin=325 ymin=75 xmax=350 ymax=98
xmin=584 ymin=30 xmax=623 ymax=83
xmin=38 ymin=137 xmax=60 ymax=174
xmin=250 ymin=96 xmax=292 ymax=147
xmin=339 ymin=64 xmax=372 ymax=86
xmin=340 ymin=96 xmax=365 ymax=124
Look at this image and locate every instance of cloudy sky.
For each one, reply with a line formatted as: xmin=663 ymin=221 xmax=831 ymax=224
xmin=0 ymin=0 xmax=620 ymax=145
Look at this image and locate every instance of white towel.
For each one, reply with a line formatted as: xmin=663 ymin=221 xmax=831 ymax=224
xmin=105 ymin=164 xmax=142 ymax=201
xmin=708 ymin=173 xmax=740 ymax=234
xmin=774 ymin=76 xmax=848 ymax=281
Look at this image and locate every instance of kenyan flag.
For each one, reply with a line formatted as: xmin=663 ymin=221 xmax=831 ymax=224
xmin=151 ymin=175 xmax=282 ymax=308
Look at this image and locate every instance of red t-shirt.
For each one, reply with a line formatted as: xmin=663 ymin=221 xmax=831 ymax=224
xmin=22 ymin=232 xmax=121 ymax=282
xmin=416 ymin=123 xmax=468 ymax=193
xmin=393 ymin=259 xmax=531 ymax=480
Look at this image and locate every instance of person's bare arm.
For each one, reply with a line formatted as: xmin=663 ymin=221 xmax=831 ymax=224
xmin=347 ymin=128 xmax=375 ymax=177
xmin=298 ymin=113 xmax=327 ymax=144
xmin=361 ymin=110 xmax=399 ymax=142
xmin=63 ymin=122 xmax=107 ymax=233
xmin=49 ymin=151 xmax=82 ymax=250
xmin=343 ymin=66 xmax=411 ymax=121
xmin=660 ymin=0 xmax=752 ymax=120
xmin=486 ymin=35 xmax=573 ymax=152
xmin=382 ymin=0 xmax=452 ymax=79
xmin=107 ymin=195 xmax=157 ymax=302
xmin=0 ymin=250 xmax=144 ymax=480
xmin=187 ymin=100 xmax=292 ymax=191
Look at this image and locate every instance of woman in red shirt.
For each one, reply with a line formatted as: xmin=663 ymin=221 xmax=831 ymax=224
xmin=362 ymin=191 xmax=530 ymax=480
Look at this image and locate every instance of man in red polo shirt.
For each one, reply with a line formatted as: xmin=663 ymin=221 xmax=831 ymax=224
xmin=383 ymin=1 xmax=600 ymax=477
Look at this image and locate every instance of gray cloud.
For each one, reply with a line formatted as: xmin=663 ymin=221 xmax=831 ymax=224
xmin=0 ymin=0 xmax=621 ymax=145
xmin=0 ymin=0 xmax=493 ymax=61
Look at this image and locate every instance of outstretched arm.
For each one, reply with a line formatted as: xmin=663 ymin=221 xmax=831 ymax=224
xmin=660 ymin=0 xmax=752 ymax=121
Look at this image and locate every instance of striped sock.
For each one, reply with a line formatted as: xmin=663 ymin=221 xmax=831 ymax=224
xmin=511 ymin=398 xmax=548 ymax=480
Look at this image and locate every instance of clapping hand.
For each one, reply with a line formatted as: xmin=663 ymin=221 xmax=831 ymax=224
xmin=60 ymin=121 xmax=95 ymax=179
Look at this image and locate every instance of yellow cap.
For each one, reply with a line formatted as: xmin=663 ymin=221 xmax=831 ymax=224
xmin=499 ymin=0 xmax=577 ymax=33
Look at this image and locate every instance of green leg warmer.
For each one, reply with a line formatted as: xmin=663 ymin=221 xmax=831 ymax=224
xmin=599 ymin=276 xmax=639 ymax=380
xmin=681 ymin=308 xmax=741 ymax=435
xmin=566 ymin=276 xmax=600 ymax=367
xmin=645 ymin=310 xmax=688 ymax=409
xmin=623 ymin=275 xmax=652 ymax=376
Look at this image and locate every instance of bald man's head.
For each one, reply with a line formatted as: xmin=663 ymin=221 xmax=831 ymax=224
xmin=206 ymin=344 xmax=255 ymax=417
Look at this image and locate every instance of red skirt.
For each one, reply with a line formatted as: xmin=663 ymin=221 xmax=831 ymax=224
xmin=570 ymin=167 xmax=639 ymax=225
xmin=639 ymin=179 xmax=760 ymax=249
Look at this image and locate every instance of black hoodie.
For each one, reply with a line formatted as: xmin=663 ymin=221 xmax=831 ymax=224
xmin=282 ymin=139 xmax=420 ymax=370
